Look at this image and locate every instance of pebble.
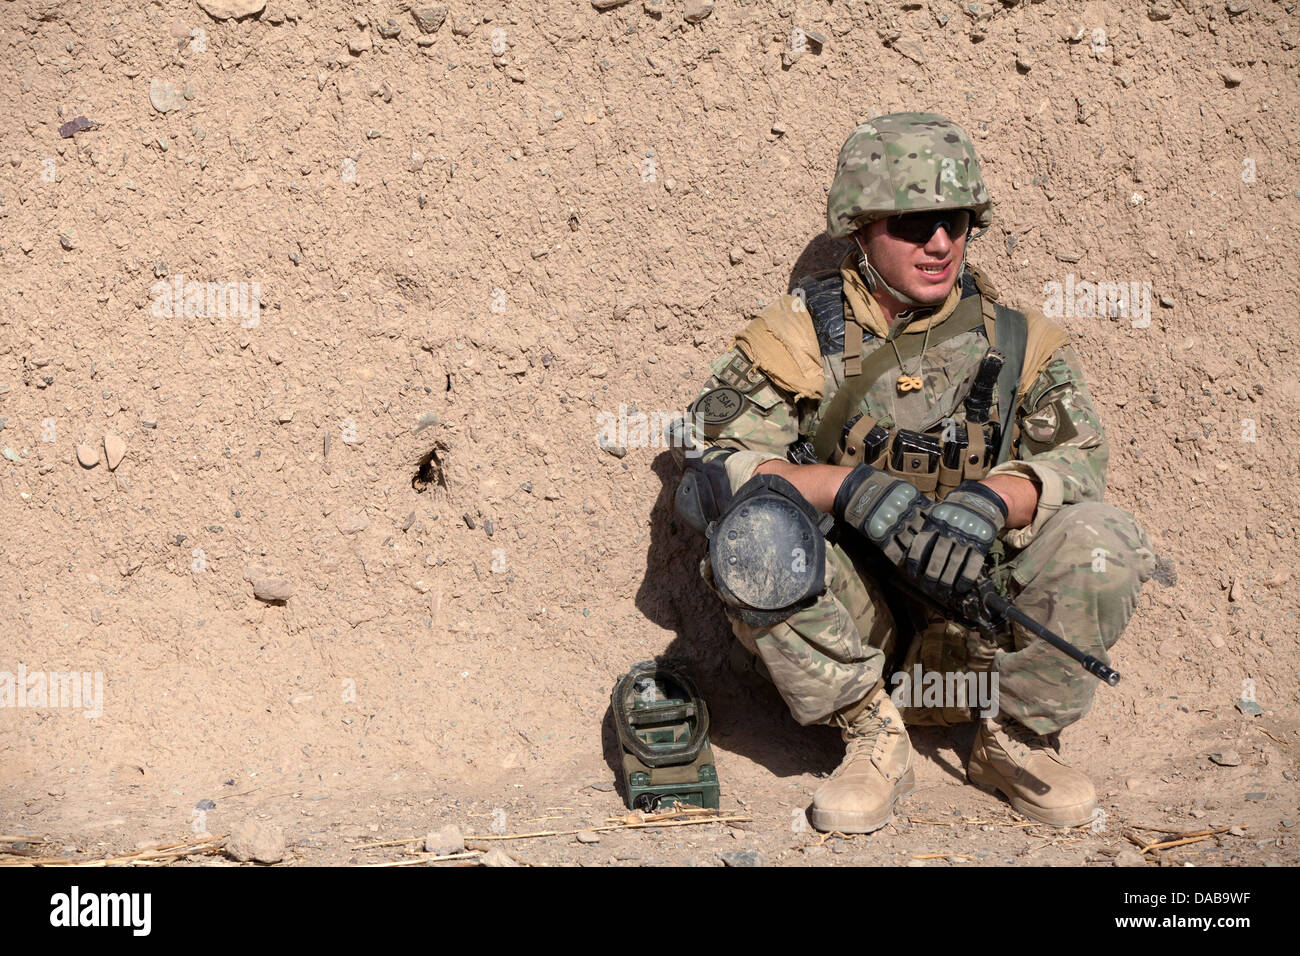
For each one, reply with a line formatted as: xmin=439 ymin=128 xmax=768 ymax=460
xmin=75 ymin=444 xmax=99 ymax=468
xmin=729 ymin=246 xmax=744 ymax=264
xmin=251 ymin=575 xmax=293 ymax=603
xmin=1219 ymin=67 xmax=1242 ymax=87
xmin=1114 ymin=846 xmax=1148 ymax=867
xmin=600 ymin=440 xmax=628 ymax=459
xmin=196 ymin=798 xmax=217 ymax=811
xmin=103 ymin=433 xmax=126 ymax=470
xmin=412 ymin=6 xmax=448 ymax=33
xmin=463 ymin=513 xmax=476 ymax=530
xmin=575 ymin=830 xmax=601 ymax=844
xmin=1226 ymin=0 xmax=1251 ymax=14
xmin=337 ymin=512 xmax=370 ymax=534
xmin=226 ymin=819 xmax=285 ymax=863
xmin=1159 ymin=295 xmax=1175 ymax=308
xmin=148 ymin=78 xmax=186 ymax=113
xmin=414 ymin=412 xmax=440 ymax=434
xmin=684 ymin=0 xmax=714 ymax=22
xmin=479 ymin=847 xmax=521 ymax=867
xmin=1209 ymin=750 xmax=1241 ymax=767
xmin=197 ymin=0 xmax=266 ymax=18
xmin=592 ymin=0 xmax=633 ymax=9
xmin=378 ymin=19 xmax=402 ymax=38
xmin=1236 ymin=698 xmax=1263 ymax=717
xmin=424 ymin=824 xmax=465 ymax=856
xmin=1244 ymin=792 xmax=1266 ymax=801
xmin=348 ymin=34 xmax=372 ymax=55
xmin=720 ymin=850 xmax=760 ymax=867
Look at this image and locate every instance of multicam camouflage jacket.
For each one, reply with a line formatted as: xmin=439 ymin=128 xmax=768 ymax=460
xmin=689 ymin=254 xmax=1110 ymax=552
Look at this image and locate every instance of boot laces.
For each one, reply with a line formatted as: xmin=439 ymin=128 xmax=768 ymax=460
xmin=839 ymin=705 xmax=898 ymax=758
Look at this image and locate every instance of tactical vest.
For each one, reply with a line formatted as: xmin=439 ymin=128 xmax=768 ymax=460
xmin=793 ymin=268 xmax=1029 ymax=502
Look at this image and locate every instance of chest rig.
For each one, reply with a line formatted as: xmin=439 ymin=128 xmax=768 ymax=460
xmin=791 ymin=269 xmax=1029 ymax=502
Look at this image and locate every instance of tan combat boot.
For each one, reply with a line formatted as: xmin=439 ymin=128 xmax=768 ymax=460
xmin=810 ymin=687 xmax=915 ymax=834
xmin=967 ymin=716 xmax=1097 ymax=827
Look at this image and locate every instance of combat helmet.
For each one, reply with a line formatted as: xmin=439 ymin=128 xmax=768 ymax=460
xmin=826 ymin=113 xmax=992 ymax=306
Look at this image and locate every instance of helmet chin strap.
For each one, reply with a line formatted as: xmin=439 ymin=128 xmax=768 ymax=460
xmin=853 ymin=233 xmax=971 ymax=316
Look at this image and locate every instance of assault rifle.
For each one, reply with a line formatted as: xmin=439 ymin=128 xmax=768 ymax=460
xmin=849 ymin=534 xmax=1121 ymax=686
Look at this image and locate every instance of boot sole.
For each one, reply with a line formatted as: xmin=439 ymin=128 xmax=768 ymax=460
xmin=809 ymin=768 xmax=916 ymax=835
xmin=967 ymin=764 xmax=1096 ymax=828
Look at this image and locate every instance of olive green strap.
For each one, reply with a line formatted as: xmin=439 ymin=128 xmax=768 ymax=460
xmin=990 ymin=301 xmax=1028 ymax=466
xmin=812 ymin=294 xmax=987 ymax=463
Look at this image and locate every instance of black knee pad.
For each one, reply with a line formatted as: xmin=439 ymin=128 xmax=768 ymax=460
xmin=708 ymin=473 xmax=835 ymax=627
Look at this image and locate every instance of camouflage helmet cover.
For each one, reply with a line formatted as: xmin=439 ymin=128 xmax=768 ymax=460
xmin=826 ymin=112 xmax=993 ymax=239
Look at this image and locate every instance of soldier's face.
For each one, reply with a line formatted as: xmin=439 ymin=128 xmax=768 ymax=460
xmin=859 ymin=213 xmax=968 ymax=308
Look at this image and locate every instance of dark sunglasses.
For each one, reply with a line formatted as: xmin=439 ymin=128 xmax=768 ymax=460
xmin=884 ymin=209 xmax=972 ymax=243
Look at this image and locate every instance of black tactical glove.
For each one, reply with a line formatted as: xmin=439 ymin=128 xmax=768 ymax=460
xmin=674 ymin=447 xmax=736 ymax=535
xmin=832 ymin=463 xmax=930 ymax=568
xmin=903 ymin=480 xmax=1008 ymax=602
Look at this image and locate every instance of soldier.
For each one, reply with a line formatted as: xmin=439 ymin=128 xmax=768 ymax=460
xmin=676 ymin=113 xmax=1156 ymax=833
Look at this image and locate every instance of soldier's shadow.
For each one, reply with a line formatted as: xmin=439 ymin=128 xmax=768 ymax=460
xmin=615 ymin=450 xmax=842 ymax=789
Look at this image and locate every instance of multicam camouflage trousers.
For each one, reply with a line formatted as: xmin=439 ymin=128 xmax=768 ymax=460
xmin=702 ymin=501 xmax=1156 ymax=735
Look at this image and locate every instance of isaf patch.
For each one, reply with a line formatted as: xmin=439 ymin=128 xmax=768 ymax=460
xmin=692 ymin=386 xmax=745 ymax=426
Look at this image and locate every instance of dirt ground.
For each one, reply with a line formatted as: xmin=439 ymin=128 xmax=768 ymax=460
xmin=1 ymin=0 xmax=1296 ymax=867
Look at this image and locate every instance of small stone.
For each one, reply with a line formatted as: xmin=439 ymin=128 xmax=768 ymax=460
xmin=1147 ymin=3 xmax=1173 ymax=21
xmin=1244 ymin=792 xmax=1267 ymax=801
xmin=414 ymin=412 xmax=440 ymax=434
xmin=484 ymin=519 xmax=495 ymax=537
xmin=591 ymin=0 xmax=633 ymax=9
xmin=378 ymin=19 xmax=402 ymax=38
xmin=684 ymin=0 xmax=714 ymax=23
xmin=59 ymin=233 xmax=74 ymax=250
xmin=148 ymin=78 xmax=186 ymax=113
xmin=1115 ymin=847 xmax=1148 ymax=867
xmin=197 ymin=0 xmax=266 ymax=19
xmin=401 ymin=511 xmax=416 ymax=532
xmin=103 ymin=433 xmax=126 ymax=470
xmin=729 ymin=246 xmax=744 ymax=265
xmin=479 ymin=847 xmax=521 ymax=867
xmin=424 ymin=824 xmax=465 ymax=856
xmin=575 ymin=830 xmax=601 ymax=844
xmin=76 ymin=444 xmax=99 ymax=468
xmin=411 ymin=6 xmax=447 ymax=33
xmin=337 ymin=512 xmax=370 ymax=535
xmin=196 ymin=798 xmax=217 ymax=811
xmin=463 ymin=513 xmax=476 ymax=530
xmin=1209 ymin=750 xmax=1241 ymax=767
xmin=1159 ymin=295 xmax=1175 ymax=308
xmin=1226 ymin=1 xmax=1251 ymax=14
xmin=251 ymin=576 xmax=293 ymax=603
xmin=1236 ymin=698 xmax=1263 ymax=717
xmin=348 ymin=34 xmax=372 ymax=55
xmin=1219 ymin=67 xmax=1243 ymax=87
xmin=1228 ymin=825 xmax=1246 ymax=837
xmin=226 ymin=819 xmax=285 ymax=863
xmin=770 ymin=120 xmax=786 ymax=136
xmin=720 ymin=850 xmax=760 ymax=867
xmin=277 ymin=409 xmax=294 ymax=424
xmin=600 ymin=440 xmax=628 ymax=459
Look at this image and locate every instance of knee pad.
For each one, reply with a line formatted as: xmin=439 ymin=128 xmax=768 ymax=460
xmin=707 ymin=473 xmax=835 ymax=627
